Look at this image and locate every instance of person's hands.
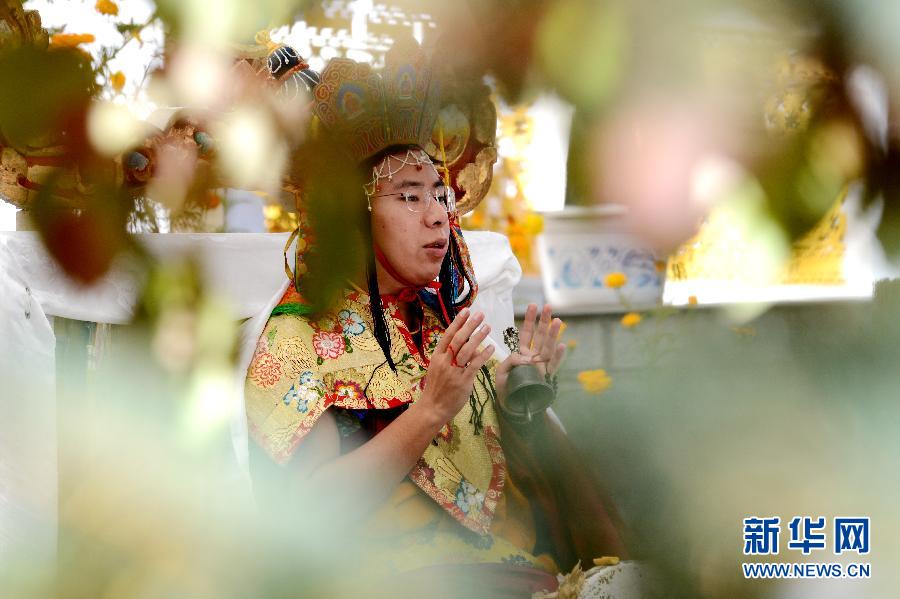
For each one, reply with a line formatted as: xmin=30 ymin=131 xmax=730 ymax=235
xmin=419 ymin=308 xmax=495 ymax=425
xmin=495 ymin=303 xmax=567 ymax=403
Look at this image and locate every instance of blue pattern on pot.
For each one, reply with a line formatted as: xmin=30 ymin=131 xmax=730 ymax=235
xmin=537 ymin=206 xmax=666 ymax=310
xmin=549 ymin=245 xmax=661 ymax=290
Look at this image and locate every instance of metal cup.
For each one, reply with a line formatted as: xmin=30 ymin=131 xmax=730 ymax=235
xmin=497 ymin=363 xmax=555 ymax=425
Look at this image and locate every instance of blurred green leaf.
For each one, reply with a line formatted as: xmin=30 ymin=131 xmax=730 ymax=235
xmin=153 ymin=0 xmax=313 ymax=46
xmin=291 ymin=136 xmax=368 ymax=314
xmin=756 ymin=116 xmax=866 ymax=241
xmin=537 ymin=0 xmax=626 ymax=110
xmin=0 ymin=44 xmax=95 ymax=150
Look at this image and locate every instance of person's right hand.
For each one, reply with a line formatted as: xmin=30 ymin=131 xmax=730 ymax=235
xmin=419 ymin=308 xmax=495 ymax=425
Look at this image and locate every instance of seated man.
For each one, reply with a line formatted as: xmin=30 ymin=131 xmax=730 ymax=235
xmin=244 ymin=44 xmax=627 ymax=597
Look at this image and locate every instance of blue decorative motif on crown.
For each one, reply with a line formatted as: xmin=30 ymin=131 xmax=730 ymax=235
xmin=337 ymin=84 xmax=367 ymax=120
xmin=311 ymin=39 xmax=440 ymax=164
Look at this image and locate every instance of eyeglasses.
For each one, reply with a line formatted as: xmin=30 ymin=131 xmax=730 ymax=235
xmin=370 ymin=187 xmax=456 ymax=214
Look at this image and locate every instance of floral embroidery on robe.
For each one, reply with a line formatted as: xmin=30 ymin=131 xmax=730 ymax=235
xmin=245 ymin=286 xmax=507 ymax=535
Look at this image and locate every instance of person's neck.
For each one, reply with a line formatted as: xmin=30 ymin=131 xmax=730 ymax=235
xmin=374 ymin=259 xmax=405 ymax=296
xmin=374 ymin=261 xmax=419 ymax=327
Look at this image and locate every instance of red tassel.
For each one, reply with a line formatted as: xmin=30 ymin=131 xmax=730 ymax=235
xmin=375 ymin=244 xmax=452 ymax=324
xmin=435 ymin=287 xmax=452 ymax=325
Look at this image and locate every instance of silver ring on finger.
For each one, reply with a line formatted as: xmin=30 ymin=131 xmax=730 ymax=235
xmin=454 ymin=348 xmax=472 ymax=369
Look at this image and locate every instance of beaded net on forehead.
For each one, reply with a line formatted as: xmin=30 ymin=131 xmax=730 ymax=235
xmin=363 ymin=148 xmax=436 ymax=200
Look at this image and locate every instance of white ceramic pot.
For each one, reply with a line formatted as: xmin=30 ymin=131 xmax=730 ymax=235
xmin=536 ymin=205 xmax=665 ymax=312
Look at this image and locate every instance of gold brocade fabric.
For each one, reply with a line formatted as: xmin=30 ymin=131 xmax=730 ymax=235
xmin=667 ymin=189 xmax=848 ymax=285
xmin=244 ymin=287 xmax=555 ymax=573
xmin=783 ymin=193 xmax=847 ymax=284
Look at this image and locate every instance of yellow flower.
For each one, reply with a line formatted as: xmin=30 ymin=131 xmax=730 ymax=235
xmin=49 ymin=33 xmax=96 ymax=48
xmin=109 ymin=70 xmax=125 ymax=92
xmin=604 ymin=272 xmax=627 ymax=289
xmin=565 ymin=339 xmax=578 ymax=350
xmin=556 ymin=321 xmax=567 ymax=341
xmin=95 ymin=0 xmax=119 ymax=16
xmin=523 ymin=212 xmax=544 ymax=235
xmin=688 ymin=295 xmax=698 ymax=306
xmin=621 ymin=312 xmax=641 ymax=328
xmin=578 ymin=369 xmax=612 ymax=394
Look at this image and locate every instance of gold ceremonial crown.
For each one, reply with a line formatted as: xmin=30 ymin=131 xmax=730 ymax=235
xmin=312 ymin=40 xmax=441 ymax=164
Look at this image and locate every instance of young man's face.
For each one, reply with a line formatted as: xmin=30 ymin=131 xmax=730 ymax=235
xmin=369 ymin=150 xmax=452 ymax=291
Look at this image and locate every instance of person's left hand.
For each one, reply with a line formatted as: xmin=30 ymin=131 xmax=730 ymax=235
xmin=495 ymin=303 xmax=566 ymax=402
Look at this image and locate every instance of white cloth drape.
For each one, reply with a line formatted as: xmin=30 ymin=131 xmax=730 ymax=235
xmin=0 ymin=235 xmax=57 ymax=594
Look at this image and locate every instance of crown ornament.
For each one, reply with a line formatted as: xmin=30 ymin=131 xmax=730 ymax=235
xmin=312 ymin=39 xmax=441 ymax=164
